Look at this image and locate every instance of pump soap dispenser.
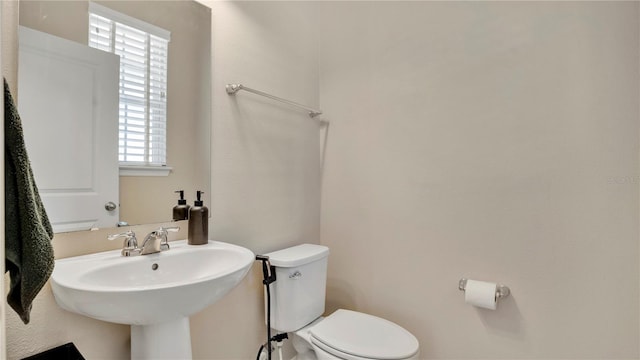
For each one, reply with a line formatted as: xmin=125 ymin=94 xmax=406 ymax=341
xmin=188 ymin=191 xmax=208 ymax=245
xmin=173 ymin=190 xmax=190 ymax=221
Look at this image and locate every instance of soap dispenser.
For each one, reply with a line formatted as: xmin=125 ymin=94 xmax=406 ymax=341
xmin=188 ymin=191 xmax=208 ymax=245
xmin=172 ymin=190 xmax=190 ymax=221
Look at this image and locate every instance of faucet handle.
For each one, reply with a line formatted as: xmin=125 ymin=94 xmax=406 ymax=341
xmin=107 ymin=230 xmax=136 ymax=242
xmin=156 ymin=226 xmax=180 ymax=251
xmin=107 ymin=231 xmax=140 ymax=256
xmin=160 ymin=226 xmax=180 ymax=233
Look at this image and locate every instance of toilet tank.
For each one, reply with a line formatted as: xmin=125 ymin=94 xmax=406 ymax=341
xmin=264 ymin=244 xmax=329 ymax=332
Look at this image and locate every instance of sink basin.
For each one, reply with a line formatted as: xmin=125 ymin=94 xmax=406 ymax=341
xmin=51 ymin=240 xmax=254 ymax=359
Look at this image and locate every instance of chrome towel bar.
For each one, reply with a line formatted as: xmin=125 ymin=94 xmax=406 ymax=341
xmin=226 ymin=83 xmax=323 ymax=118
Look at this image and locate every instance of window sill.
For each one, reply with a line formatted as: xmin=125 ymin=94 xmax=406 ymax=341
xmin=120 ymin=165 xmax=172 ymax=177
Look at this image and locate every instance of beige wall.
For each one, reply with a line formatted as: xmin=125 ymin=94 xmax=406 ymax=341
xmin=318 ymin=1 xmax=639 ymax=359
xmin=204 ymin=0 xmax=320 ymax=255
xmin=19 ymin=0 xmax=211 ymax=226
xmin=6 ymin=1 xmax=320 ymax=359
xmin=2 ymin=0 xmax=18 ymax=94
xmin=191 ymin=1 xmax=320 ymax=358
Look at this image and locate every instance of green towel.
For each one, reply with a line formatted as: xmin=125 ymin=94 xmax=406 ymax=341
xmin=4 ymin=78 xmax=54 ymax=324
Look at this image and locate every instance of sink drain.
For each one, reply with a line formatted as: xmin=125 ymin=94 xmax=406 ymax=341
xmin=152 ymin=263 xmax=159 ymax=270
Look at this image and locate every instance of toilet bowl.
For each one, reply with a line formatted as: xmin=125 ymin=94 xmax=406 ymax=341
xmin=293 ymin=310 xmax=419 ymax=360
xmin=263 ymin=244 xmax=419 ymax=360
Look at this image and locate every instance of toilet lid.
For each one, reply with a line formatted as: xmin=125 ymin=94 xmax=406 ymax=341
xmin=309 ymin=309 xmax=419 ymax=360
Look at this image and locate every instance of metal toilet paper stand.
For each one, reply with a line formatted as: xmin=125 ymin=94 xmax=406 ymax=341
xmin=458 ymin=278 xmax=511 ymax=300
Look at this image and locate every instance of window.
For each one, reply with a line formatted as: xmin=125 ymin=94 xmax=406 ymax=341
xmin=88 ymin=3 xmax=170 ymax=169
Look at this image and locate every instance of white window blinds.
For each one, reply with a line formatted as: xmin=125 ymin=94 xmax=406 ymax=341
xmin=88 ymin=3 xmax=170 ymax=166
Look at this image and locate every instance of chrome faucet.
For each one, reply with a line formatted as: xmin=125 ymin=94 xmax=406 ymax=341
xmin=107 ymin=230 xmax=140 ymax=257
xmin=140 ymin=226 xmax=180 ymax=255
xmin=108 ymin=227 xmax=179 ymax=256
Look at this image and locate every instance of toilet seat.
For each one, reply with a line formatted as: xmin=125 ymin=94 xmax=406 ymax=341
xmin=308 ymin=309 xmax=419 ymax=360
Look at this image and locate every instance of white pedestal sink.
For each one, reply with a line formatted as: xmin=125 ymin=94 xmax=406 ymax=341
xmin=50 ymin=240 xmax=254 ymax=359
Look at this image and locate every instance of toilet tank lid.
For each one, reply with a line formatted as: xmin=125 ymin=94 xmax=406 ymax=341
xmin=264 ymin=244 xmax=329 ymax=267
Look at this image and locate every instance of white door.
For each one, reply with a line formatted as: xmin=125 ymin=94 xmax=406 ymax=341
xmin=18 ymin=26 xmax=120 ymax=233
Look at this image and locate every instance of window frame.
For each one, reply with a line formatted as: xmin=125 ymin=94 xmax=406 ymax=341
xmin=88 ymin=2 xmax=172 ymax=176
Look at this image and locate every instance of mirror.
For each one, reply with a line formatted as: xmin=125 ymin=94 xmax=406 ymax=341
xmin=17 ymin=0 xmax=211 ymax=232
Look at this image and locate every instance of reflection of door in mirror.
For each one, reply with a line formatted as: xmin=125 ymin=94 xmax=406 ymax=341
xmin=18 ymin=26 xmax=120 ymax=233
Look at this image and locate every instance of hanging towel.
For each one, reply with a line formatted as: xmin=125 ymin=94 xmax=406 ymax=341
xmin=4 ymin=78 xmax=54 ymax=324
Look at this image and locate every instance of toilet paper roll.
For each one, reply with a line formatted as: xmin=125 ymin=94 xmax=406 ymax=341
xmin=464 ymin=280 xmax=497 ymax=310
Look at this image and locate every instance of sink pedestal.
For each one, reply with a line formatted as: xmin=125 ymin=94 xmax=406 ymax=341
xmin=131 ymin=317 xmax=192 ymax=360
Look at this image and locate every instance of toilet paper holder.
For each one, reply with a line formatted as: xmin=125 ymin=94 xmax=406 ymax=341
xmin=458 ymin=278 xmax=510 ymax=299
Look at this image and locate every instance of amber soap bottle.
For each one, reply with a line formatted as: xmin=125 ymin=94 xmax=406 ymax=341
xmin=172 ymin=190 xmax=190 ymax=221
xmin=188 ymin=191 xmax=208 ymax=245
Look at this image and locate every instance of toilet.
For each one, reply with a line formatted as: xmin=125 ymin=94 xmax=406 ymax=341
xmin=263 ymin=244 xmax=420 ymax=360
